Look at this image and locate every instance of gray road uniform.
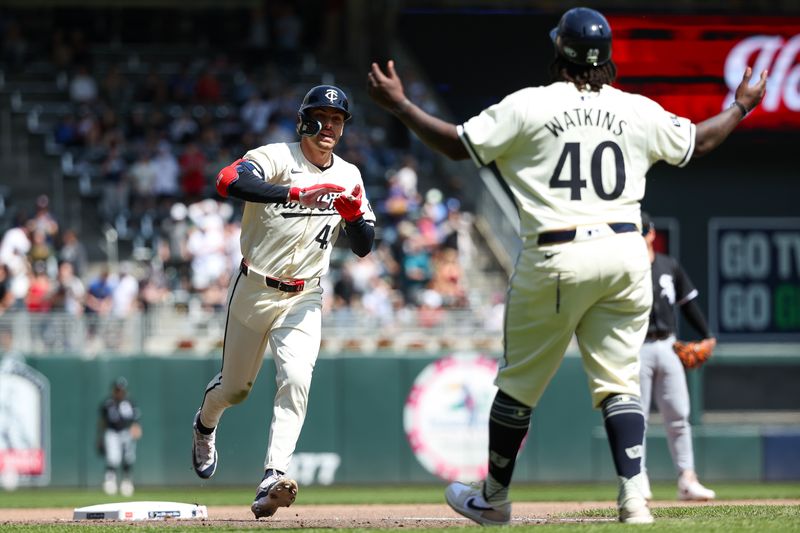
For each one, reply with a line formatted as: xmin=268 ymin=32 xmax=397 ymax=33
xmin=640 ymin=252 xmax=711 ymax=474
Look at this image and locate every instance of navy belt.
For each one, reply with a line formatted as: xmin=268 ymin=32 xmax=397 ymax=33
xmin=240 ymin=260 xmax=306 ymax=293
xmin=537 ymin=222 xmax=638 ymax=246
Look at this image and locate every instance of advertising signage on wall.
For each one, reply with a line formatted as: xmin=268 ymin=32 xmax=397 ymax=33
xmin=709 ymin=218 xmax=800 ymax=341
xmin=608 ymin=16 xmax=800 ymax=130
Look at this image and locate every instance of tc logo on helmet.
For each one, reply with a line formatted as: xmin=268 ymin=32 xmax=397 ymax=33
xmin=324 ymin=89 xmax=339 ymax=103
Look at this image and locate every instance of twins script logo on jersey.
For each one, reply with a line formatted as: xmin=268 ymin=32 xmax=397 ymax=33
xmin=324 ymin=89 xmax=339 ymax=103
xmin=403 ymin=354 xmax=498 ymax=482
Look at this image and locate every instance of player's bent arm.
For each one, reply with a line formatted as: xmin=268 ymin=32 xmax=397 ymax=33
xmin=679 ymin=298 xmax=712 ymax=339
xmin=216 ymin=159 xmax=289 ymax=203
xmin=692 ymin=106 xmax=745 ymax=158
xmin=392 ymin=100 xmax=469 ymax=161
xmin=343 ymin=218 xmax=375 ymax=257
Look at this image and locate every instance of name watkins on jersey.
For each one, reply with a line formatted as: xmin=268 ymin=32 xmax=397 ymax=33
xmin=545 ymin=108 xmax=627 ymax=138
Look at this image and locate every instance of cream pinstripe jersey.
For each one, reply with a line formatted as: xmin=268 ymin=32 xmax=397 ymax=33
xmin=458 ymin=82 xmax=695 ymax=241
xmin=241 ymin=142 xmax=375 ymax=280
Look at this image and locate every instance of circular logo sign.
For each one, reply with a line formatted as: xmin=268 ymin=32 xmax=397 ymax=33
xmin=403 ymin=354 xmax=498 ymax=482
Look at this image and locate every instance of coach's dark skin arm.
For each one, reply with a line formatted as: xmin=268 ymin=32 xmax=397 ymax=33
xmin=368 ymin=60 xmax=469 ymax=161
xmin=693 ymin=67 xmax=768 ymax=157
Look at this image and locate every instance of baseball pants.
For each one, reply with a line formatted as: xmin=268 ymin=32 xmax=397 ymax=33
xmin=104 ymin=428 xmax=137 ymax=468
xmin=498 ymin=230 xmax=652 ymax=408
xmin=639 ymin=335 xmax=695 ymax=473
xmin=199 ymin=271 xmax=323 ymax=473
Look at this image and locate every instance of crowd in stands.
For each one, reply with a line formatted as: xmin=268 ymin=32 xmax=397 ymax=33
xmin=0 ymin=8 xmax=502 ymax=353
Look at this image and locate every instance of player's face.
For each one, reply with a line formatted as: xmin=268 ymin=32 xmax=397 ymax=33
xmin=309 ymin=107 xmax=346 ymax=151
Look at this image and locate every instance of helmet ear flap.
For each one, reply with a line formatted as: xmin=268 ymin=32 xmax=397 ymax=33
xmin=297 ymin=110 xmax=322 ymax=137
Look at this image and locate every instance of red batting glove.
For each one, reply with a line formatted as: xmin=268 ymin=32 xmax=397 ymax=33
xmin=333 ymin=184 xmax=364 ymax=222
xmin=289 ymin=183 xmax=345 ymax=209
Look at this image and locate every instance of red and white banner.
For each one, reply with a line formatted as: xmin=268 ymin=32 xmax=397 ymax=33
xmin=608 ymin=16 xmax=800 ymax=129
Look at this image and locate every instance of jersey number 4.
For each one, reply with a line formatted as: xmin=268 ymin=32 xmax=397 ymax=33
xmin=549 ymin=141 xmax=626 ymax=200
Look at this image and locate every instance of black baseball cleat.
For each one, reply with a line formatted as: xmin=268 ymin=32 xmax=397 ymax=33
xmin=251 ymin=471 xmax=298 ymax=519
xmin=191 ymin=410 xmax=217 ymax=479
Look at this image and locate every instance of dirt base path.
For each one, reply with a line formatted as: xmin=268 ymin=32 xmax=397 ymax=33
xmin=2 ymin=500 xmax=798 ymax=528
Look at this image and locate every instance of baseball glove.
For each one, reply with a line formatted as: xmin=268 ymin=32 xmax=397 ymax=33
xmin=673 ymin=338 xmax=716 ymax=369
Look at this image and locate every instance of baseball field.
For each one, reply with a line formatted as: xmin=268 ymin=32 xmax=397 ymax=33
xmin=1 ymin=482 xmax=798 ymax=531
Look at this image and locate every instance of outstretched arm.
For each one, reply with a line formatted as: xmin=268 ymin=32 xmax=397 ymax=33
xmin=367 ymin=60 xmax=469 ymax=161
xmin=694 ymin=67 xmax=768 ymax=158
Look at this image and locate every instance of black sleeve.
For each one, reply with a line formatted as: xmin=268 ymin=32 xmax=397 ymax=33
xmin=672 ymin=258 xmax=698 ymax=305
xmin=343 ymin=217 xmax=375 ymax=257
xmin=227 ymin=166 xmax=290 ymax=204
xmin=680 ymin=298 xmax=712 ymax=338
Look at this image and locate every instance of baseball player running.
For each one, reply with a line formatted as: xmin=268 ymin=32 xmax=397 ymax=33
xmin=368 ymin=6 xmax=766 ymax=525
xmin=191 ymin=84 xmax=375 ymax=519
xmin=639 ymin=212 xmax=716 ymax=501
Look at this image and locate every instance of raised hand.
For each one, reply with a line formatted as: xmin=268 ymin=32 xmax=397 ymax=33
xmin=734 ymin=67 xmax=768 ymax=114
xmin=367 ymin=60 xmax=409 ymax=113
xmin=289 ymin=183 xmax=345 ymax=209
xmin=334 ymin=184 xmax=363 ymax=222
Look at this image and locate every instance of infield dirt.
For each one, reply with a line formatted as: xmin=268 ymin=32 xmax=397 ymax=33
xmin=1 ymin=500 xmax=798 ymax=528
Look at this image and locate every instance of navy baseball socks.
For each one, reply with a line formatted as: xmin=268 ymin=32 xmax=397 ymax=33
xmin=445 ymin=390 xmax=530 ymax=526
xmin=251 ymin=468 xmax=298 ymax=519
xmin=601 ymin=394 xmax=654 ymax=524
xmin=191 ymin=410 xmax=218 ymax=479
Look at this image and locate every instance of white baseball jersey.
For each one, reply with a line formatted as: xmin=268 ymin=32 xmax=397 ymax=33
xmin=242 ymin=141 xmax=375 ymax=280
xmin=458 ymin=82 xmax=695 ymax=240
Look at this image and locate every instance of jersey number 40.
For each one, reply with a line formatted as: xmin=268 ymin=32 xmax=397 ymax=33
xmin=549 ymin=141 xmax=626 ymax=201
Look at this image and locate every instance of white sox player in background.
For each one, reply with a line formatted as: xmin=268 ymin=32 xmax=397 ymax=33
xmin=191 ymin=84 xmax=375 ymax=519
xmin=368 ymin=6 xmax=766 ymax=525
xmin=639 ymin=212 xmax=716 ymax=502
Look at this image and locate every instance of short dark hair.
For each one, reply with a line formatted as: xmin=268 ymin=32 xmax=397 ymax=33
xmin=549 ymin=55 xmax=617 ymax=92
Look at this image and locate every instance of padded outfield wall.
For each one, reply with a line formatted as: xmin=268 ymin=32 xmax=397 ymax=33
xmin=17 ymin=348 xmax=800 ymax=488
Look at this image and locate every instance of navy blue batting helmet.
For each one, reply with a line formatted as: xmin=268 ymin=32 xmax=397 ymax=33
xmin=550 ymin=7 xmax=612 ymax=67
xmin=297 ymin=85 xmax=352 ymax=137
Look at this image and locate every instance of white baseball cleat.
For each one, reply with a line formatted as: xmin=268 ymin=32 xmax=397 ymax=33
xmin=678 ymin=477 xmax=716 ymax=501
xmin=119 ymin=478 xmax=134 ymax=497
xmin=191 ymin=410 xmax=217 ymax=479
xmin=618 ymin=473 xmax=655 ymax=524
xmin=444 ymin=481 xmax=511 ymax=526
xmin=102 ymin=471 xmax=117 ymax=495
xmin=251 ymin=472 xmax=298 ymax=519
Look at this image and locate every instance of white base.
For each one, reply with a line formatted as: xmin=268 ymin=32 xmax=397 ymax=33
xmin=73 ymin=501 xmax=208 ymax=521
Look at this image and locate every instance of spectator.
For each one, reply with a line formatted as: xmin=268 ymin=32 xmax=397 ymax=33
xmin=0 ymin=264 xmax=13 ymax=314
xmin=84 ymin=268 xmax=113 ymax=342
xmin=151 ymin=142 xmax=180 ymax=199
xmin=168 ymin=62 xmax=196 ymax=104
xmin=69 ymin=64 xmax=98 ymax=103
xmin=179 ymin=141 xmax=208 ymax=200
xmin=53 ymin=113 xmax=80 ymax=147
xmin=194 ymin=67 xmax=222 ymax=103
xmin=0 ymin=216 xmax=32 ymax=309
xmin=58 ymin=228 xmax=88 ymax=278
xmin=169 ymin=109 xmax=199 ymax=144
xmin=101 ymin=63 xmax=132 ymax=106
xmin=30 ymin=194 xmax=59 ymax=243
xmin=25 ymin=261 xmax=52 ymax=313
xmin=240 ymin=91 xmax=274 ymax=135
